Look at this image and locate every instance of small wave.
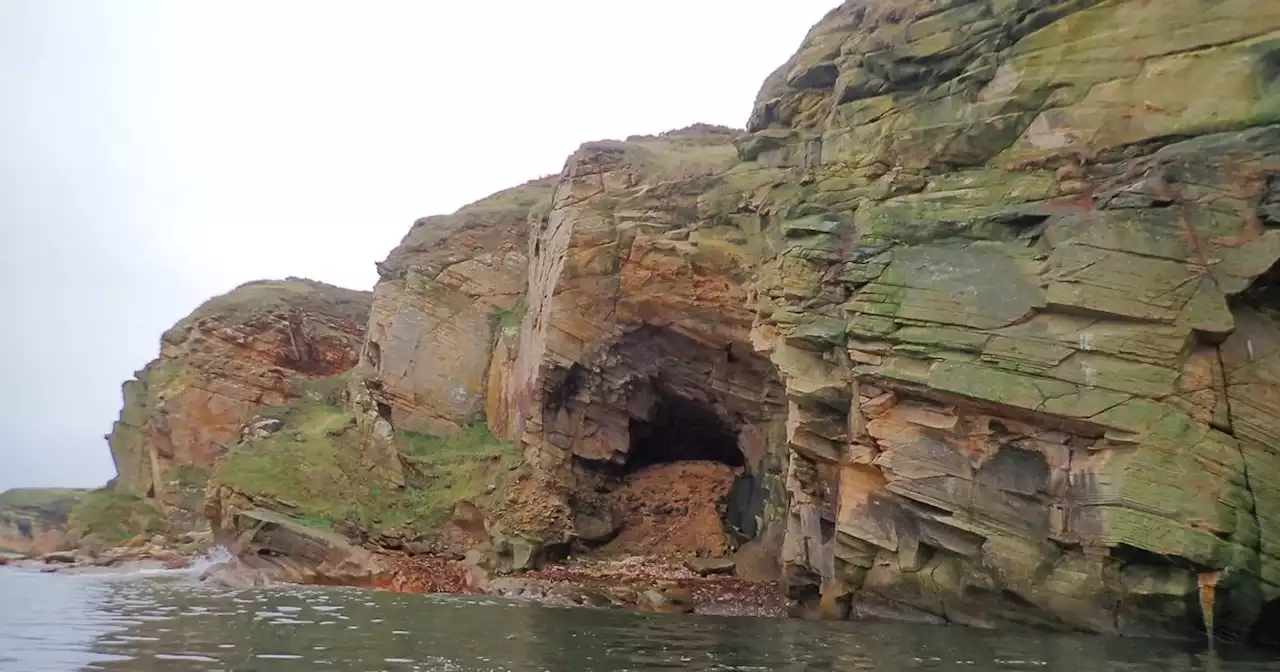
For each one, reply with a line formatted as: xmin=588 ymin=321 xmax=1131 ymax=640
xmin=187 ymin=546 xmax=234 ymax=573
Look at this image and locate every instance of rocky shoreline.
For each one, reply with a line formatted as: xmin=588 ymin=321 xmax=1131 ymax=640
xmin=8 ymin=0 xmax=1280 ymax=648
xmin=4 ymin=538 xmax=793 ymax=619
xmin=1 ymin=534 xmax=201 ymax=574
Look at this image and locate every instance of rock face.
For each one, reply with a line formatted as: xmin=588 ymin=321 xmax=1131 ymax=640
xmin=76 ymin=0 xmax=1280 ymax=645
xmin=342 ymin=0 xmax=1280 ymax=644
xmin=0 ymin=488 xmax=86 ymax=555
xmin=107 ymin=278 xmax=372 ymax=529
xmin=736 ymin=0 xmax=1280 ymax=643
xmin=500 ymin=126 xmax=793 ymax=555
xmin=202 ymin=508 xmax=389 ymax=588
xmin=358 ymin=178 xmax=556 ymax=438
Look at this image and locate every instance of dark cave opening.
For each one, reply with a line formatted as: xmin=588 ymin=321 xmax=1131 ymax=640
xmin=1237 ymin=258 xmax=1280 ymax=311
xmin=625 ymin=390 xmax=745 ymax=472
xmin=1250 ymin=598 xmax=1280 ymax=649
xmin=566 ymin=326 xmax=788 ymax=557
xmin=598 ymin=385 xmax=755 ymax=557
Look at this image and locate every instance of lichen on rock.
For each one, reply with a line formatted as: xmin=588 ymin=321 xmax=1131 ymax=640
xmin=106 ymin=278 xmax=373 ymax=531
xmin=72 ymin=0 xmax=1280 ymax=646
xmin=728 ymin=0 xmax=1280 ymax=643
xmin=417 ymin=0 xmax=1280 ymax=644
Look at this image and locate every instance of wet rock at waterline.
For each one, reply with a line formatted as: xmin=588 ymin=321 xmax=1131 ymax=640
xmin=27 ymin=0 xmax=1280 ymax=647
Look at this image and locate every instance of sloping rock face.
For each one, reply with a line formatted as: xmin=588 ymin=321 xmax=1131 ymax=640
xmin=505 ymin=126 xmax=792 ymax=552
xmin=735 ymin=0 xmax=1280 ymax=642
xmin=202 ymin=507 xmax=390 ymax=588
xmin=108 ymin=278 xmax=371 ymax=530
xmin=0 ymin=488 xmax=86 ymax=554
xmin=87 ymin=0 xmax=1280 ymax=643
xmin=356 ymin=178 xmax=556 ymax=439
xmin=370 ymin=0 xmax=1280 ymax=643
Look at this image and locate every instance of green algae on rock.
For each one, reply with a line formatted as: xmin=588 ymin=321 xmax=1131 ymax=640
xmin=106 ymin=278 xmax=373 ymax=532
xmin=64 ymin=0 xmax=1280 ymax=647
xmin=205 ymin=380 xmax=522 ymax=548
xmin=733 ymin=0 xmax=1280 ymax=643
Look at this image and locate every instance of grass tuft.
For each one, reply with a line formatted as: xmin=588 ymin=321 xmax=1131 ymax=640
xmin=67 ymin=491 xmax=165 ymax=545
xmin=212 ymin=389 xmax=522 ymax=541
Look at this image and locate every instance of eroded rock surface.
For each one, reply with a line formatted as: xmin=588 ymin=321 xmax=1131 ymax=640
xmin=358 ymin=178 xmax=556 ymax=438
xmin=737 ymin=0 xmax=1280 ymax=642
xmin=499 ymin=126 xmax=792 ymax=556
xmin=0 ymin=488 xmax=86 ymax=555
xmin=107 ymin=278 xmax=371 ymax=529
xmin=71 ymin=0 xmax=1280 ymax=646
xmin=202 ymin=508 xmax=389 ymax=588
xmin=420 ymin=0 xmax=1280 ymax=644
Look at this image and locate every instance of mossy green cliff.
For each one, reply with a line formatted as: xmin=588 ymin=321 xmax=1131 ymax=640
xmin=87 ymin=0 xmax=1280 ymax=645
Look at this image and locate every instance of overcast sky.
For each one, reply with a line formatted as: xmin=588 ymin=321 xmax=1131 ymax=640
xmin=0 ymin=1 xmax=832 ymax=492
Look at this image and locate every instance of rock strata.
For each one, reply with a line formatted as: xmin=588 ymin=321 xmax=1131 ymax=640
xmin=382 ymin=0 xmax=1280 ymax=644
xmin=735 ymin=0 xmax=1280 ymax=644
xmin=202 ymin=508 xmax=390 ymax=588
xmin=53 ymin=0 xmax=1280 ymax=648
xmin=107 ymin=278 xmax=372 ymax=530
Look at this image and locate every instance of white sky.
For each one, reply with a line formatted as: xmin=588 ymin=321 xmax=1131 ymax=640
xmin=0 ymin=1 xmax=833 ymax=491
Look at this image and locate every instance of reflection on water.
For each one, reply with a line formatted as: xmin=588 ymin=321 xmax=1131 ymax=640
xmin=1 ymin=567 xmax=1279 ymax=672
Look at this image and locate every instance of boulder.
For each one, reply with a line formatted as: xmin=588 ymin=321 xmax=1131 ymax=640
xmin=640 ymin=583 xmax=696 ymax=614
xmin=242 ymin=418 xmax=283 ymax=441
xmin=207 ymin=508 xmax=389 ymax=587
xmin=685 ymin=557 xmax=736 ymax=577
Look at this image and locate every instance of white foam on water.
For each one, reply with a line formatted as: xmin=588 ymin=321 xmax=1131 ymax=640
xmin=187 ymin=546 xmax=234 ymax=573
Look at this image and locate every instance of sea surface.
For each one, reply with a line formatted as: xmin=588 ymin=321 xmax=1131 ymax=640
xmin=2 ymin=560 xmax=1279 ymax=672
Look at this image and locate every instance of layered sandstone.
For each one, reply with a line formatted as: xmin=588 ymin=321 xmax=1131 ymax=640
xmin=76 ymin=0 xmax=1280 ymax=646
xmin=107 ymin=278 xmax=371 ymax=529
xmin=357 ymin=178 xmax=556 ymax=438
xmin=342 ymin=0 xmax=1280 ymax=643
xmin=738 ymin=0 xmax=1280 ymax=642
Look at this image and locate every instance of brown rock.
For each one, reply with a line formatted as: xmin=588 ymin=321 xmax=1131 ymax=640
xmin=685 ymin=557 xmax=736 ymax=577
xmin=107 ymin=279 xmax=372 ymax=532
xmin=204 ymin=508 xmax=389 ymax=588
xmin=41 ymin=551 xmax=78 ymax=564
xmin=76 ymin=0 xmax=1280 ymax=646
xmin=361 ymin=178 xmax=556 ymax=437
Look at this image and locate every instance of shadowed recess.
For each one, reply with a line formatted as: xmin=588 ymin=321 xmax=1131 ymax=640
xmin=626 ymin=389 xmax=745 ymax=472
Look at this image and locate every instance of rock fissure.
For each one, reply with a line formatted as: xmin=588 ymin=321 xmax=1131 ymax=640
xmin=52 ymin=0 xmax=1280 ymax=645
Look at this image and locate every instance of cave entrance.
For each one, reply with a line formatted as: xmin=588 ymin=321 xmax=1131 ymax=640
xmin=604 ymin=386 xmax=750 ymax=558
xmin=562 ymin=325 xmax=785 ymax=558
xmin=1250 ymin=598 xmax=1280 ymax=649
xmin=626 ymin=389 xmax=745 ymax=472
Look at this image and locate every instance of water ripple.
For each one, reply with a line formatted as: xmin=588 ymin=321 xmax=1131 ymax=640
xmin=2 ymin=566 xmax=1280 ymax=672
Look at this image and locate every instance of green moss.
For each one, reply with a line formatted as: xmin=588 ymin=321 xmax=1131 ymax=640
xmin=212 ymin=401 xmax=362 ymax=518
xmin=170 ymin=465 xmax=209 ymax=490
xmin=495 ymin=301 xmax=526 ymax=331
xmin=67 ymin=491 xmax=165 ymax=545
xmin=213 ymin=395 xmax=521 ymax=541
xmin=397 ymin=423 xmax=523 ymax=530
xmin=455 ymin=176 xmax=557 ymax=218
xmin=291 ymin=514 xmax=335 ymax=532
xmin=297 ymin=375 xmax=351 ymax=406
xmin=619 ymin=125 xmax=742 ymax=181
